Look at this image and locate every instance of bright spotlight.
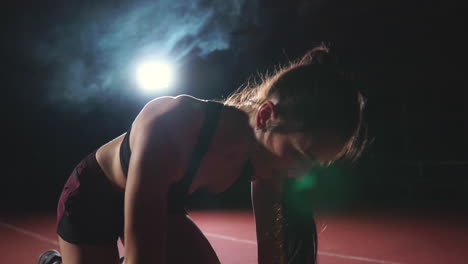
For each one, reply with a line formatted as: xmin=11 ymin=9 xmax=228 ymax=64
xmin=136 ymin=61 xmax=173 ymax=92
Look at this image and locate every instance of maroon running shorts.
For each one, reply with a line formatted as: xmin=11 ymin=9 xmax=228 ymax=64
xmin=57 ymin=151 xmax=124 ymax=245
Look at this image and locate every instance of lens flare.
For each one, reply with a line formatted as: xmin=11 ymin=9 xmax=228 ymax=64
xmin=136 ymin=61 xmax=173 ymax=92
xmin=293 ymin=172 xmax=318 ymax=191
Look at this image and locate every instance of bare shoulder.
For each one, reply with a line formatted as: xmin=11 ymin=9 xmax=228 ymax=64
xmin=134 ymin=94 xmax=207 ymax=125
xmin=131 ymin=94 xmax=212 ymax=157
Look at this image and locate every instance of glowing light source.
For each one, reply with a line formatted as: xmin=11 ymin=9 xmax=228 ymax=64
xmin=136 ymin=61 xmax=173 ymax=92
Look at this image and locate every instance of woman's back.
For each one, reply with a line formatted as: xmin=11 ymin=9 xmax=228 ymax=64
xmin=95 ymin=95 xmax=251 ymax=195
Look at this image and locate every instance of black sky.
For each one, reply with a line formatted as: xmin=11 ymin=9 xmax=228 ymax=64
xmin=2 ymin=0 xmax=466 ymax=213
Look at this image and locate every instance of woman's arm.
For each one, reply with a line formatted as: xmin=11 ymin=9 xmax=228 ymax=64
xmin=124 ymin=100 xmax=181 ymax=264
xmin=251 ymin=178 xmax=287 ymax=264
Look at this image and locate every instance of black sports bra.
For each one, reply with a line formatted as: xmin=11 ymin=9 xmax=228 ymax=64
xmin=119 ymin=101 xmax=252 ymax=213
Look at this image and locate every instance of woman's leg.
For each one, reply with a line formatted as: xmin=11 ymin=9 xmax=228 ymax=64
xmin=58 ymin=237 xmax=120 ymax=264
xmin=166 ymin=214 xmax=220 ymax=264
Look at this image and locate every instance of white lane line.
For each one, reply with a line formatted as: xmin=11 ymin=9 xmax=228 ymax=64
xmin=0 ymin=221 xmax=402 ymax=264
xmin=205 ymin=233 xmax=402 ymax=264
xmin=0 ymin=221 xmax=58 ymax=246
xmin=205 ymin=232 xmax=257 ymax=245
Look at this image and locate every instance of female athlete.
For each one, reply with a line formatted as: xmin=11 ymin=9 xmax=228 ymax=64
xmin=38 ymin=44 xmax=367 ymax=264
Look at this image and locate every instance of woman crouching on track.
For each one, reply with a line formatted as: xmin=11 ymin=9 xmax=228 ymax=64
xmin=38 ymin=44 xmax=367 ymax=264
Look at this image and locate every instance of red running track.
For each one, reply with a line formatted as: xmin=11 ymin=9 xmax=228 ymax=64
xmin=1 ymin=208 xmax=467 ymax=264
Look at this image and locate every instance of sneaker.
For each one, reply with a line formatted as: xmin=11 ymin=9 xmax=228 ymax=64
xmin=37 ymin=250 xmax=62 ymax=264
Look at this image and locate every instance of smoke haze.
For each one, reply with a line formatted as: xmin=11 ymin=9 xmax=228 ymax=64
xmin=28 ymin=0 xmax=260 ymax=107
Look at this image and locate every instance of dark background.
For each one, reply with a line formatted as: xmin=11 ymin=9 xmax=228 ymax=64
xmin=1 ymin=0 xmax=466 ymax=214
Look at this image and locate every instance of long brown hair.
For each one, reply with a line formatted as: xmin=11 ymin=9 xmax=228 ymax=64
xmin=223 ymin=44 xmax=368 ymax=165
xmin=220 ymin=44 xmax=370 ymax=264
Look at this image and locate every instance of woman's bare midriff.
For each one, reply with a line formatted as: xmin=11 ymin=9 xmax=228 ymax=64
xmin=94 ymin=132 xmax=211 ymax=196
xmin=94 ymin=134 xmax=246 ymax=196
xmin=95 ymin=133 xmax=128 ymax=191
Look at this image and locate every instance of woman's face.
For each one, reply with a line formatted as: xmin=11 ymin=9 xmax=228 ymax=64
xmin=251 ymin=100 xmax=348 ymax=180
xmin=261 ymin=131 xmax=347 ymax=179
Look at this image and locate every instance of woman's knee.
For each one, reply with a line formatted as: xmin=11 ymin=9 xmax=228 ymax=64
xmin=166 ymin=214 xmax=220 ymax=264
xmin=58 ymin=237 xmax=120 ymax=264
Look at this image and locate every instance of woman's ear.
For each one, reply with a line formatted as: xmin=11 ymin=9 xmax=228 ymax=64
xmin=256 ymin=101 xmax=278 ymax=130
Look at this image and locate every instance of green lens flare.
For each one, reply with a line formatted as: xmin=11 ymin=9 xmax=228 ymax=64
xmin=292 ymin=171 xmax=318 ymax=191
xmin=284 ymin=164 xmax=351 ymax=214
